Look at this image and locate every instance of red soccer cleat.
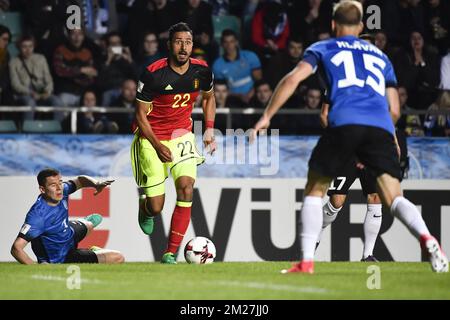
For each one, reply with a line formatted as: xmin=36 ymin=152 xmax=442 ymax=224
xmin=281 ymin=260 xmax=314 ymax=274
xmin=420 ymin=234 xmax=448 ymax=273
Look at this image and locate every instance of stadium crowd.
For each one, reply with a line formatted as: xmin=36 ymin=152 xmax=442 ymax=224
xmin=0 ymin=0 xmax=449 ymax=136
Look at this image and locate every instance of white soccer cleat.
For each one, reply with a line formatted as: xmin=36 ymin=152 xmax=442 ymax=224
xmin=420 ymin=235 xmax=449 ymax=273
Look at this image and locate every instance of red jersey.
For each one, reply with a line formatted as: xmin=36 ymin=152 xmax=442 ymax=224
xmin=134 ymin=58 xmax=213 ymax=140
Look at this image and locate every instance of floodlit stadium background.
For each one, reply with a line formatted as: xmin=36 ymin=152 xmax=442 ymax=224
xmin=1 ymin=1 xmax=449 ymax=264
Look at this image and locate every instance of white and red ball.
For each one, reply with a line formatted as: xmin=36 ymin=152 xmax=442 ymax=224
xmin=184 ymin=236 xmax=216 ymax=264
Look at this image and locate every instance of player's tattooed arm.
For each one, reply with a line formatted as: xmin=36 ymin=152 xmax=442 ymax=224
xmin=11 ymin=237 xmax=35 ymax=265
xmin=72 ymin=176 xmax=115 ymax=195
xmin=135 ymin=100 xmax=173 ymax=162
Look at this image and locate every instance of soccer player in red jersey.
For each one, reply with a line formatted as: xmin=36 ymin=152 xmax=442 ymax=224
xmin=131 ymin=22 xmax=216 ymax=264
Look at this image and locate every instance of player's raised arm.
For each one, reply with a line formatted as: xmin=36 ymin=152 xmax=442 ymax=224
xmin=71 ymin=175 xmax=115 ymax=195
xmin=11 ymin=237 xmax=34 ymax=265
xmin=253 ymin=61 xmax=314 ymax=134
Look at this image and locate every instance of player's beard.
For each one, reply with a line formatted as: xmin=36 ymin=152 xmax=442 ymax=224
xmin=171 ymin=50 xmax=190 ymax=67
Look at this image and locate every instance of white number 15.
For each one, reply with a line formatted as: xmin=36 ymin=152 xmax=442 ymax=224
xmin=331 ymin=50 xmax=386 ymax=96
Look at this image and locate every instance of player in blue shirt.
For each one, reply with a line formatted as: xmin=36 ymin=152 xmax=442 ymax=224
xmin=253 ymin=0 xmax=448 ymax=273
xmin=11 ymin=168 xmax=124 ymax=264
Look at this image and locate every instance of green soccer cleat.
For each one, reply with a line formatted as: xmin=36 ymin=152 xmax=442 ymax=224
xmin=85 ymin=214 xmax=103 ymax=228
xmin=161 ymin=252 xmax=177 ymax=264
xmin=138 ymin=196 xmax=154 ymax=235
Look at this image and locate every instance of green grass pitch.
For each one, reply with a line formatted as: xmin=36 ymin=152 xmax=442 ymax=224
xmin=0 ymin=262 xmax=449 ymax=300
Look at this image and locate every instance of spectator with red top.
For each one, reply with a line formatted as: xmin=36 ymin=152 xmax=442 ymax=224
xmin=251 ymin=1 xmax=290 ymax=63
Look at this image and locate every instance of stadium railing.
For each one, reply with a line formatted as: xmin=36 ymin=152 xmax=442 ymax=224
xmin=0 ymin=106 xmax=449 ymax=134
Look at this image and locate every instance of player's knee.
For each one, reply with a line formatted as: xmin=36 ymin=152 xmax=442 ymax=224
xmin=330 ymin=195 xmax=346 ymax=208
xmin=305 ymin=174 xmax=331 ymax=197
xmin=367 ymin=193 xmax=381 ymax=204
xmin=146 ymin=201 xmax=163 ymax=216
xmin=176 ymin=184 xmax=194 ymax=201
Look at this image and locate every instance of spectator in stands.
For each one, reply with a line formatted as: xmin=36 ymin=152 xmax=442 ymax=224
xmin=251 ymin=2 xmax=290 ymax=63
xmin=381 ymin=0 xmax=426 ymax=48
xmin=0 ymin=24 xmax=13 ymax=107
xmin=393 ymin=31 xmax=441 ymax=109
xmin=180 ymin=0 xmax=218 ymax=64
xmin=424 ymin=0 xmax=449 ymax=55
xmin=234 ymin=79 xmax=272 ymax=130
xmin=78 ymin=89 xmax=118 ymax=134
xmin=424 ymin=89 xmax=450 ymax=136
xmin=396 ymin=86 xmax=425 ymax=136
xmin=440 ymin=40 xmax=450 ymax=90
xmin=212 ymin=79 xmax=241 ymax=130
xmin=136 ymin=31 xmax=163 ymax=73
xmin=213 ymin=80 xmax=227 ymax=111
xmin=214 ymin=80 xmax=229 ymax=109
xmin=9 ymin=35 xmax=62 ymax=120
xmin=296 ymin=87 xmax=323 ymax=135
xmin=264 ymin=36 xmax=303 ymax=108
xmin=109 ymin=79 xmax=136 ymax=133
xmin=53 ymin=28 xmax=98 ymax=109
xmin=98 ymin=32 xmax=137 ymax=106
xmin=250 ymin=80 xmax=272 ymax=109
xmin=296 ymin=0 xmax=332 ymax=45
xmin=265 ymin=37 xmax=303 ymax=88
xmin=126 ymin=0 xmax=180 ymax=55
xmin=213 ymin=29 xmax=262 ymax=104
xmin=373 ymin=30 xmax=397 ymax=59
xmin=214 ymin=79 xmax=244 ymax=109
xmin=22 ymin=0 xmax=69 ymax=60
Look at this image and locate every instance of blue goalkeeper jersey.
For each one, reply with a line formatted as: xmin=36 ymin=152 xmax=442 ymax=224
xmin=302 ymin=35 xmax=397 ymax=135
xmin=18 ymin=181 xmax=77 ymax=263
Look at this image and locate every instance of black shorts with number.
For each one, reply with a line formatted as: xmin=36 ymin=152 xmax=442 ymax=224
xmin=309 ymin=125 xmax=402 ymax=182
xmin=64 ymin=221 xmax=98 ymax=264
xmin=327 ymin=158 xmax=377 ymax=197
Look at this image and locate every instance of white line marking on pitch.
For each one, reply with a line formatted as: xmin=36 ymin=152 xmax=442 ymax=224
xmin=213 ymin=280 xmax=330 ymax=294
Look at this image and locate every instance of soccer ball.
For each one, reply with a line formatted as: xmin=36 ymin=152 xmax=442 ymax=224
xmin=184 ymin=236 xmax=216 ymax=264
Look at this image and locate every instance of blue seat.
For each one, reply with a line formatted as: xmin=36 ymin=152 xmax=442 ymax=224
xmin=22 ymin=120 xmax=62 ymax=133
xmin=0 ymin=120 xmax=18 ymax=133
xmin=213 ymin=15 xmax=241 ymax=43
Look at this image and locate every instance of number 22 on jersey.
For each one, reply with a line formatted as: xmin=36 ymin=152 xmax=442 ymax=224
xmin=173 ymin=93 xmax=191 ymax=108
